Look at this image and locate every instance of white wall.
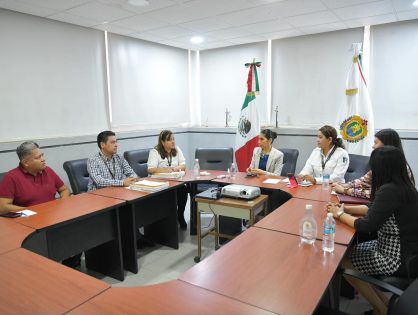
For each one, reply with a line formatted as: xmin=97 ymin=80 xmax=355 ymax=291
xmin=370 ymin=19 xmax=418 ymax=130
xmin=271 ymin=28 xmax=364 ymax=127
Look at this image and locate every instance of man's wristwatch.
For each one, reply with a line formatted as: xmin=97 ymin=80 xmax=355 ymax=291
xmin=336 ymin=209 xmax=345 ymax=218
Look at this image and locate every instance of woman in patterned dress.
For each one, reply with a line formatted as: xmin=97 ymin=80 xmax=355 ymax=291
xmin=327 ymin=146 xmax=418 ymax=315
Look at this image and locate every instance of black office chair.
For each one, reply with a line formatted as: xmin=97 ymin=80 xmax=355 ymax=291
xmin=63 ymin=159 xmax=89 ymax=194
xmin=0 ymin=172 xmax=6 ymax=183
xmin=123 ymin=149 xmax=151 ymax=178
xmin=278 ymin=148 xmax=299 ymax=176
xmin=345 ymin=154 xmax=370 ymax=182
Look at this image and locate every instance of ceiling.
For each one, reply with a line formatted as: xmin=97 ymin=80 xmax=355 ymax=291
xmin=1 ymin=0 xmax=418 ymax=50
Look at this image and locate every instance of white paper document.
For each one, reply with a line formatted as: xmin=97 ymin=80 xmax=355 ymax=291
xmin=263 ymin=178 xmax=281 ymax=184
xmin=17 ymin=209 xmax=37 ymax=217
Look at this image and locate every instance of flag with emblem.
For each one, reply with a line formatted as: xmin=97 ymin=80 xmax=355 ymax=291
xmin=235 ymin=60 xmax=261 ymax=171
xmin=336 ymin=43 xmax=374 ymax=156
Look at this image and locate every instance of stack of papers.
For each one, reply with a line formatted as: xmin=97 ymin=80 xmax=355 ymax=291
xmin=130 ymin=180 xmax=169 ymax=192
xmin=150 ymin=171 xmax=185 ymax=179
xmin=262 ymin=178 xmax=281 ymax=184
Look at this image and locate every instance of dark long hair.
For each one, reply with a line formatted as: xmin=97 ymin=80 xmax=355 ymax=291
xmin=375 ymin=128 xmax=415 ymax=184
xmin=155 ymin=130 xmax=177 ymax=159
xmin=370 ymin=146 xmax=418 ymax=203
xmin=319 ymin=125 xmax=344 ymax=149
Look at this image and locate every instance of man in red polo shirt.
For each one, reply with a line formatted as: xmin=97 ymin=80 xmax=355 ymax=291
xmin=0 ymin=141 xmax=70 ymax=214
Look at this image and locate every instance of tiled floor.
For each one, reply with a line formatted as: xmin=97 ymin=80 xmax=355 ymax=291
xmin=80 ymin=201 xmax=374 ymax=314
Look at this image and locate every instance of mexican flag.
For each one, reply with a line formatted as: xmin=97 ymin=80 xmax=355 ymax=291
xmin=235 ymin=60 xmax=261 ymax=171
xmin=336 ymin=43 xmax=374 ymax=156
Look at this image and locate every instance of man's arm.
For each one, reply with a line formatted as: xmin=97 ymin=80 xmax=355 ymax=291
xmin=58 ymin=185 xmax=70 ymax=198
xmin=0 ymin=198 xmax=24 ymax=214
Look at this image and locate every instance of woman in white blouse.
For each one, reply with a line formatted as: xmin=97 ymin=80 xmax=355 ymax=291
xmin=247 ymin=129 xmax=284 ymax=176
xmin=148 ymin=130 xmax=188 ymax=229
xmin=299 ymin=125 xmax=349 ymax=184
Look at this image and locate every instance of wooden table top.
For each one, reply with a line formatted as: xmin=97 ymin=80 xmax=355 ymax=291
xmin=169 ymin=169 xmax=225 ymax=182
xmin=281 ymin=184 xmax=339 ymax=203
xmin=88 ymin=181 xmax=183 ymax=202
xmin=69 ymin=280 xmax=274 ymax=315
xmin=195 ymin=194 xmax=268 ymax=209
xmin=212 ymin=172 xmax=288 ymax=190
xmin=255 ymin=198 xmax=355 ymax=245
xmin=0 ymin=218 xmax=35 ymax=255
xmin=180 ymin=227 xmax=347 ymax=315
xmin=13 ymin=193 xmax=125 ymax=230
xmin=0 ymin=248 xmax=109 ymax=315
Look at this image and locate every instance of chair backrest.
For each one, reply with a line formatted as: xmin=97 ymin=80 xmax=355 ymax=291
xmin=389 ymin=277 xmax=418 ymax=315
xmin=278 ymin=148 xmax=299 ymax=176
xmin=195 ymin=148 xmax=233 ymax=171
xmin=123 ymin=149 xmax=151 ymax=178
xmin=345 ymin=154 xmax=370 ymax=182
xmin=0 ymin=172 xmax=6 ymax=183
xmin=63 ymin=159 xmax=89 ymax=194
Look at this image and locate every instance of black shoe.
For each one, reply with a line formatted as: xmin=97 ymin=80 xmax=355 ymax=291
xmin=136 ymin=234 xmax=155 ymax=249
xmin=178 ymin=216 xmax=187 ymax=230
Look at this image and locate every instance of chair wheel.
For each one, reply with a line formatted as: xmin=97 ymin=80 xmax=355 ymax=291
xmin=194 ymin=256 xmax=200 ymax=263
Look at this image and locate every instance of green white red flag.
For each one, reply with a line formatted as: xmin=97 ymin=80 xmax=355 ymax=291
xmin=235 ymin=60 xmax=261 ymax=171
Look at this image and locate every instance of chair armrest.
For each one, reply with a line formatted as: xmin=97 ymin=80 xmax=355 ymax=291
xmin=343 ymin=269 xmax=404 ymax=296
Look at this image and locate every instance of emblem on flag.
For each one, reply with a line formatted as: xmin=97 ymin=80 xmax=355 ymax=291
xmin=238 ymin=116 xmax=251 ymax=137
xmin=339 ymin=115 xmax=368 ymax=143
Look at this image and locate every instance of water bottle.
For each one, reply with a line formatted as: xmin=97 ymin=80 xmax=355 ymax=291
xmin=193 ymin=158 xmax=200 ymax=179
xmin=299 ymin=204 xmax=317 ymax=245
xmin=322 ymin=213 xmax=336 ymax=252
xmin=230 ymin=163 xmax=237 ymax=178
xmin=322 ymin=172 xmax=330 ymax=190
xmin=226 ymin=168 xmax=231 ymax=178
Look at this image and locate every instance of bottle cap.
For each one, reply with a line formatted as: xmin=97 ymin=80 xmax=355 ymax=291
xmin=327 ymin=212 xmax=333 ymax=218
xmin=306 ymin=204 xmax=312 ymax=210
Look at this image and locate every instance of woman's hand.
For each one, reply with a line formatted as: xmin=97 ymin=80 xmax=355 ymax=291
xmin=298 ymin=174 xmax=316 ymax=184
xmin=249 ymin=168 xmax=265 ymax=175
xmin=326 ymin=202 xmax=343 ymax=219
xmin=331 ymin=183 xmax=345 ymax=194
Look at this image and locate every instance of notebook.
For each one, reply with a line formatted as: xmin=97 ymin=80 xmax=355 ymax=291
xmin=337 ymin=194 xmax=369 ymax=205
xmin=195 ymin=187 xmax=221 ymax=200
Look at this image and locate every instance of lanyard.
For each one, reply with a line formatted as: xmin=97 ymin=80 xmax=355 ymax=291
xmin=321 ymin=146 xmax=337 ymax=170
xmin=167 ymin=155 xmax=172 ymax=167
xmin=100 ymin=153 xmax=116 ymax=179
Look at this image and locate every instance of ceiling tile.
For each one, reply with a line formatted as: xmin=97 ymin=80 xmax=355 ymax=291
xmin=183 ymin=0 xmax=255 ymax=16
xmin=93 ymin=23 xmax=136 ymax=35
xmin=217 ymin=6 xmax=281 ymax=26
xmin=65 ymin=2 xmax=135 ymax=23
xmin=48 ymin=12 xmax=101 ymax=27
xmin=333 ymin=0 xmax=393 ymax=20
xmin=391 ymin=0 xmax=418 ymax=12
xmin=396 ymin=9 xmax=418 ymax=21
xmin=320 ymin=0 xmax=383 ymax=9
xmin=179 ymin=17 xmax=233 ymax=33
xmin=284 ymin=10 xmax=340 ymax=27
xmin=269 ymin=0 xmax=327 ymax=18
xmin=18 ymin=0 xmax=91 ymax=11
xmin=158 ymin=39 xmax=195 ymax=49
xmin=199 ymin=40 xmax=235 ymax=50
xmin=205 ymin=26 xmax=254 ymax=40
xmin=299 ymin=21 xmax=348 ymax=34
xmin=227 ymin=35 xmax=267 ymax=44
xmin=98 ymin=0 xmax=177 ymax=14
xmin=0 ymin=0 xmax=56 ymax=16
xmin=241 ymin=19 xmax=293 ymax=34
xmin=130 ymin=32 xmax=167 ymax=42
xmin=344 ymin=13 xmax=397 ymax=27
xmin=172 ymin=33 xmax=218 ymax=44
xmin=145 ymin=25 xmax=195 ymax=39
xmin=112 ymin=14 xmax=169 ymax=32
xmin=261 ymin=28 xmax=304 ymax=39
xmin=144 ymin=3 xmax=208 ymax=24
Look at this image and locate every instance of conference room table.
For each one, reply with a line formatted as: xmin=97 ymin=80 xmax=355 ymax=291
xmin=0 ymin=248 xmax=109 ymax=315
xmin=88 ymin=181 xmax=184 ymax=274
xmin=180 ymin=227 xmax=348 ymax=315
xmin=255 ymin=198 xmax=355 ymax=246
xmin=13 ymin=193 xmax=126 ymax=281
xmin=69 ymin=280 xmax=274 ymax=315
xmin=281 ymin=183 xmax=339 ymax=203
xmin=0 ymin=217 xmax=34 ymax=254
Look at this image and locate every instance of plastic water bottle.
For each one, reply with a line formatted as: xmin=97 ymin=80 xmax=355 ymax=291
xmin=322 ymin=172 xmax=330 ymax=190
xmin=299 ymin=204 xmax=317 ymax=245
xmin=322 ymin=213 xmax=336 ymax=252
xmin=193 ymin=158 xmax=200 ymax=179
xmin=230 ymin=163 xmax=237 ymax=178
xmin=226 ymin=168 xmax=231 ymax=178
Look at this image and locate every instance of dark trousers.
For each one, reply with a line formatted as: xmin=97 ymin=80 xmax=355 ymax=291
xmin=177 ymin=184 xmax=189 ymax=221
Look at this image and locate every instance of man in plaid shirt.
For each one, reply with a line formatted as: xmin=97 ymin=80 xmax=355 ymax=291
xmin=87 ymin=131 xmax=137 ymax=191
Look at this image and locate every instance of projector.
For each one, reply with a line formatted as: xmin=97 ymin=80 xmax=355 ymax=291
xmin=221 ymin=184 xmax=261 ymax=200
